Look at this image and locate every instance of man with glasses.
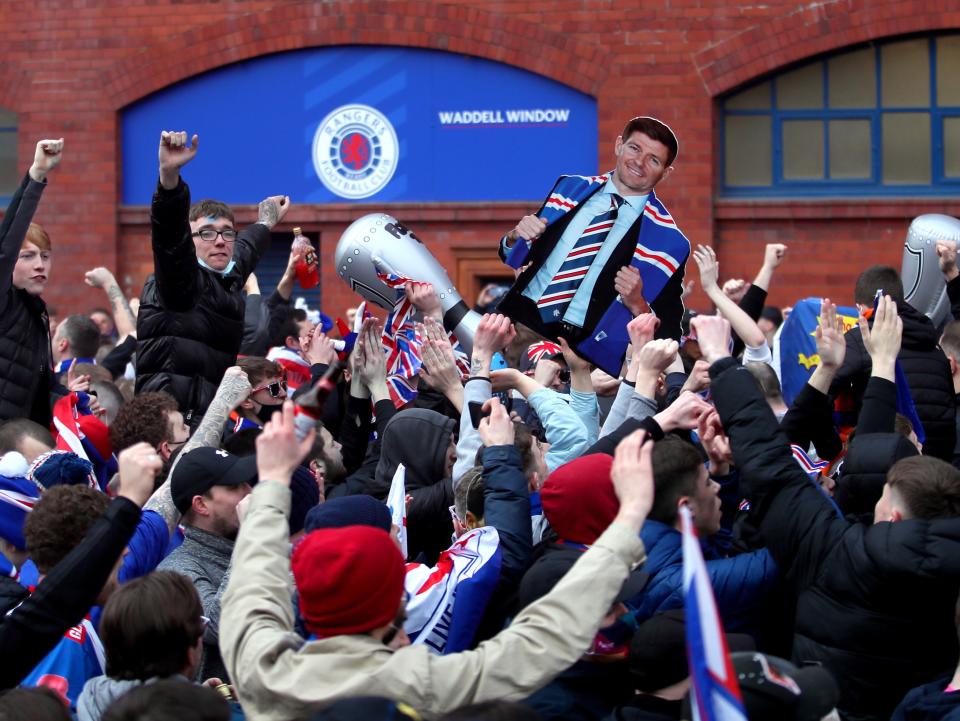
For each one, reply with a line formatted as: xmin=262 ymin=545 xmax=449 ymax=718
xmin=136 ymin=130 xmax=291 ymax=428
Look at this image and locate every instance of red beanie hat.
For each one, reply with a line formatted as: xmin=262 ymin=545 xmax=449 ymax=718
xmin=540 ymin=454 xmax=619 ymax=545
xmin=291 ymin=525 xmax=405 ymax=637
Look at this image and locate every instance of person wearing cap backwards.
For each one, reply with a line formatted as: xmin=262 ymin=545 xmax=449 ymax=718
xmin=158 ymin=446 xmax=256 ymax=684
xmin=497 ymin=116 xmax=688 ymax=376
xmin=221 ymin=399 xmax=655 ymax=720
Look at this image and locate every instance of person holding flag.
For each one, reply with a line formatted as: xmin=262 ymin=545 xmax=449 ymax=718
xmin=680 ymin=503 xmax=747 ymax=721
xmin=496 ymin=116 xmax=688 ymax=376
xmin=220 ymin=402 xmax=657 ymax=719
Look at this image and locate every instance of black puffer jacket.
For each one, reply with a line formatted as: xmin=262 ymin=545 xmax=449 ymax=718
xmin=0 ymin=173 xmax=57 ymax=426
xmin=370 ymin=408 xmax=456 ymax=564
xmin=136 ymin=178 xmax=269 ymax=424
xmin=831 ymin=300 xmax=956 ymax=461
xmin=835 ymin=432 xmax=919 ymax=519
xmin=714 ymin=358 xmax=960 ymax=721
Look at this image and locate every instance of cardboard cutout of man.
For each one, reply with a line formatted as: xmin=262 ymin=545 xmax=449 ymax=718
xmin=497 ymin=116 xmax=689 ymax=376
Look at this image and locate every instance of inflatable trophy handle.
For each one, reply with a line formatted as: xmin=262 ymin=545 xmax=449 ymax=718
xmin=334 ymin=213 xmax=481 ymax=354
xmin=901 ymin=214 xmax=960 ymax=330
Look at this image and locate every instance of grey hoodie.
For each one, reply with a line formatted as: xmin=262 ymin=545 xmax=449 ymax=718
xmin=77 ymin=675 xmax=190 ymax=721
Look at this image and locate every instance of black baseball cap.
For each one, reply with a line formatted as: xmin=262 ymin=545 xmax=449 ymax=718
xmin=170 ymin=447 xmax=258 ymax=514
xmin=731 ymin=652 xmax=839 ymax=721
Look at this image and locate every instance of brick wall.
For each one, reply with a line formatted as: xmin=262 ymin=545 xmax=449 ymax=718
xmin=0 ymin=0 xmax=954 ymax=319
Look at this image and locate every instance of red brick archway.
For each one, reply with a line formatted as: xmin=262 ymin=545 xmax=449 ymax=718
xmin=694 ymin=0 xmax=960 ymax=97
xmin=104 ymin=1 xmax=609 ymax=111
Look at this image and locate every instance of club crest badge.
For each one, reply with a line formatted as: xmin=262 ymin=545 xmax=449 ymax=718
xmin=312 ymin=104 xmax=399 ymax=200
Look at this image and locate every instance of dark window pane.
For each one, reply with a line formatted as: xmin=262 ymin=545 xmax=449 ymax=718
xmin=725 ymin=81 xmax=771 ymax=110
xmin=882 ymin=112 xmax=931 ymax=184
xmin=828 ymin=47 xmax=876 ymax=109
xmin=829 ymin=119 xmax=872 ymax=179
xmin=725 ymin=116 xmax=772 ymax=186
xmin=777 ymin=63 xmax=823 ymax=109
xmin=882 ymin=39 xmax=930 ymax=108
xmin=783 ymin=120 xmax=825 ymax=179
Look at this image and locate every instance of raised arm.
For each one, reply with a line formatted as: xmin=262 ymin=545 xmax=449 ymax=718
xmin=476 ymin=398 xmax=532 ymax=584
xmin=694 ymin=244 xmax=766 ymax=350
xmin=0 ymin=442 xmax=159 ymax=688
xmin=936 ymin=238 xmax=960 ymax=320
xmin=146 ymin=366 xmax=252 ymax=533
xmin=230 ymin=195 xmax=288 ymax=280
xmin=84 ymin=267 xmax=136 ymax=340
xmin=221 ymin=402 xmax=314 ymax=695
xmin=491 ymin=366 xmax=589 ymax=472
xmin=751 ymin=243 xmax=787 ymax=294
xmin=418 ymin=317 xmax=465 ymax=414
xmin=696 ymin=314 xmax=846 ymax=579
xmin=600 ymin=314 xmax=658 ymax=437
xmin=781 ymin=298 xmax=845 ymax=460
xmin=151 ymin=131 xmax=200 ymax=310
xmin=853 ymin=295 xmax=902 ymax=436
xmin=453 ymin=314 xmax=515 ymax=485
xmin=0 ymin=139 xmax=61 ymax=299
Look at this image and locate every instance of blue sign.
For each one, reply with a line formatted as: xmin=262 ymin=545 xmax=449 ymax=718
xmin=121 ymin=46 xmax=598 ymax=204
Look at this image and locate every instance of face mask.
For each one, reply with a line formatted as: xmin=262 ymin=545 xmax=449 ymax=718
xmin=197 ymin=257 xmax=237 ymax=276
xmin=255 ymin=404 xmax=278 ymax=424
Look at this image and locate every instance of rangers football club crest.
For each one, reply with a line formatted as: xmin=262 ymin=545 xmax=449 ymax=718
xmin=312 ymin=104 xmax=399 ymax=200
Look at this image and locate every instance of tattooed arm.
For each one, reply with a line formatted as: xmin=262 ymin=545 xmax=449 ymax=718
xmin=145 ymin=366 xmax=252 ymax=533
xmin=84 ymin=267 xmax=137 ymax=340
xmin=256 ymin=195 xmax=290 ymax=230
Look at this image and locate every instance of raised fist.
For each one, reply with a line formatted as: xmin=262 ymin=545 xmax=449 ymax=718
xmin=29 ymin=139 xmax=64 ymax=181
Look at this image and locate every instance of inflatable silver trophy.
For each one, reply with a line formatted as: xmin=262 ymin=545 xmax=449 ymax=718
xmin=334 ymin=213 xmax=481 ymax=353
xmin=901 ymin=214 xmax=960 ymax=329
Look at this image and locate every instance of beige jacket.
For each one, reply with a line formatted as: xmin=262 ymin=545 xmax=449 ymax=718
xmin=220 ymin=481 xmax=646 ymax=721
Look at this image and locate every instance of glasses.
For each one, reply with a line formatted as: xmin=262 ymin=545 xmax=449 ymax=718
xmin=192 ymin=228 xmax=237 ymax=243
xmin=252 ymin=378 xmax=287 ymax=399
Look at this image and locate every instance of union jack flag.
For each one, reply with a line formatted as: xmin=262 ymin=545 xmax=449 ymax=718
xmin=526 ymin=340 xmax=563 ymax=366
xmin=681 ymin=504 xmax=748 ymax=721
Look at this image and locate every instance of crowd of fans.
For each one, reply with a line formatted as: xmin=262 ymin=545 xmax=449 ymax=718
xmin=1 ymin=131 xmax=960 ymax=721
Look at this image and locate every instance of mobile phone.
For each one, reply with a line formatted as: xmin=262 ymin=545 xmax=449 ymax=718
xmin=468 ymin=401 xmax=491 ymax=429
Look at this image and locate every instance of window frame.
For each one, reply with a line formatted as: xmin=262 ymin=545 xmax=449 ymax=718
xmin=0 ymin=123 xmax=16 ymax=205
xmin=721 ymin=36 xmax=960 ymax=197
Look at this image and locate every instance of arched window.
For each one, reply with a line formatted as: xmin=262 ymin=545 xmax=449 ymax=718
xmin=721 ymin=34 xmax=960 ymax=196
xmin=0 ymin=107 xmax=17 ymax=201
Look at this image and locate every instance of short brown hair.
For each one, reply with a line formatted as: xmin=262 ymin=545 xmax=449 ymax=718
xmin=24 ymin=222 xmax=51 ymax=252
xmin=24 ymin=485 xmax=110 ymax=574
xmin=941 ymin=320 xmax=960 ymax=361
xmin=238 ymin=356 xmax=283 ymax=388
xmin=101 ymin=571 xmax=205 ymax=680
xmin=621 ymin=116 xmax=679 ymax=166
xmin=0 ymin=418 xmax=54 ymax=455
xmin=647 ymin=437 xmax=704 ymax=524
xmin=109 ymin=391 xmax=180 ymax=453
xmin=887 ymin=456 xmax=960 ymax=520
xmin=454 ymin=465 xmax=485 ymax=522
xmin=854 ymin=265 xmax=904 ymax=306
xmin=188 ymin=199 xmax=234 ymax=225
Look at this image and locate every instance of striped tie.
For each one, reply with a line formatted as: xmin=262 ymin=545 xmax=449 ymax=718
xmin=537 ymin=193 xmax=624 ymax=323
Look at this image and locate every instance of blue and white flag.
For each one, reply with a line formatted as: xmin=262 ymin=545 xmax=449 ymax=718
xmin=681 ymin=505 xmax=747 ymax=721
xmin=386 ymin=462 xmax=408 ymax=558
xmin=404 ymin=526 xmax=502 ymax=655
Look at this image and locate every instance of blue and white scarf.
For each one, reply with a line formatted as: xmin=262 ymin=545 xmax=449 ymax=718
xmin=506 ymin=172 xmax=689 ymax=373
